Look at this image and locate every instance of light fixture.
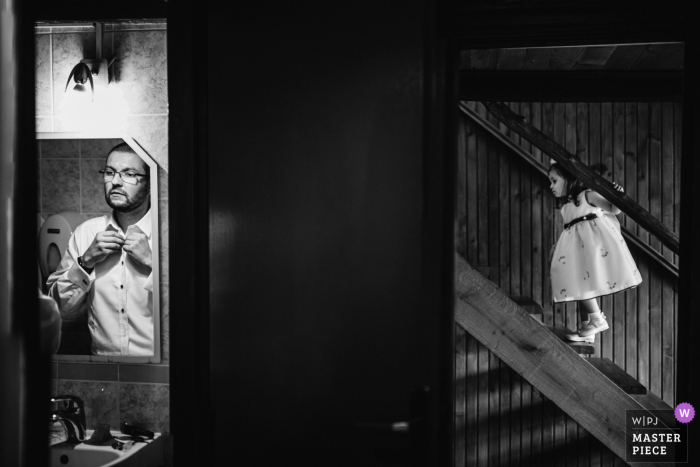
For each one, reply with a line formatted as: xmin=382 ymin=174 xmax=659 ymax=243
xmin=64 ymin=23 xmax=116 ymax=101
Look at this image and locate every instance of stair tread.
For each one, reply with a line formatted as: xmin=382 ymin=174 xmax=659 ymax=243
xmin=509 ymin=295 xmax=544 ymax=315
xmin=546 ymin=326 xmax=595 ymax=355
xmin=630 ymin=393 xmax=677 ymax=427
xmin=587 ymin=358 xmax=646 ymax=394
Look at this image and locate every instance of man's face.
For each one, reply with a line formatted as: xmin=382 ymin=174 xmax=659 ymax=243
xmin=104 ymin=151 xmax=150 ymax=213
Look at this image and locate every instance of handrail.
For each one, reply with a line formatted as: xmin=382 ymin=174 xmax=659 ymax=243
xmin=480 ymin=101 xmax=680 ymax=255
xmin=459 ymin=102 xmax=679 ymax=278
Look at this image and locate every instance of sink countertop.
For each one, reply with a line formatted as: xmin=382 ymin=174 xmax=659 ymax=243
xmin=49 ymin=430 xmax=163 ymax=467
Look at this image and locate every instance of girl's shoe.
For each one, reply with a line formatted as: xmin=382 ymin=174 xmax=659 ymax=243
xmin=564 ymin=313 xmax=606 ymax=343
xmin=566 ymin=323 xmax=595 ymax=343
xmin=579 ymin=316 xmax=609 ymax=337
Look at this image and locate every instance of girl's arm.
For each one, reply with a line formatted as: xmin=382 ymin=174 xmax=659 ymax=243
xmin=585 ymin=183 xmax=624 ymax=215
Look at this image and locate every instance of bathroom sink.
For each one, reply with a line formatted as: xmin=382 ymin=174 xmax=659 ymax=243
xmin=49 ymin=430 xmax=163 ymax=467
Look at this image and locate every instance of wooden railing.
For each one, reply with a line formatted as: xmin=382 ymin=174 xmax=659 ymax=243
xmin=481 ymin=101 xmax=680 ymax=254
xmin=459 ymin=102 xmax=679 ymax=277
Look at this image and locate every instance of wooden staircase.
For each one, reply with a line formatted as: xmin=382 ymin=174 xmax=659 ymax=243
xmin=456 ymin=252 xmax=676 ymax=466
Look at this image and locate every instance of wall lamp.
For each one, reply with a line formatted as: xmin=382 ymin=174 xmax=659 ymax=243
xmin=64 ymin=23 xmax=116 ymax=101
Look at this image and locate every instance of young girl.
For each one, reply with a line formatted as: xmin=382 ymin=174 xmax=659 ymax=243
xmin=548 ymin=162 xmax=642 ymax=342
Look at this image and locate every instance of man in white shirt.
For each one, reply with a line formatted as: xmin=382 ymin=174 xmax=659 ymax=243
xmin=47 ymin=143 xmax=154 ymax=356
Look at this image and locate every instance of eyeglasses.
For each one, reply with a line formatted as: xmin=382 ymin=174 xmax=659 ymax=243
xmin=99 ymin=168 xmax=147 ymax=185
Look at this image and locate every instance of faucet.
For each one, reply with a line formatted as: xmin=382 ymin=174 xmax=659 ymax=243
xmin=50 ymin=395 xmax=86 ymax=444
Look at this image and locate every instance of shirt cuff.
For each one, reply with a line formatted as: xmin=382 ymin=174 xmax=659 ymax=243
xmin=67 ymin=261 xmax=93 ymax=292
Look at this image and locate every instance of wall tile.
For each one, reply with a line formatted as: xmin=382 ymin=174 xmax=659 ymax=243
xmin=80 ymin=214 xmax=106 ymax=224
xmin=160 ymin=283 xmax=169 ymax=363
xmin=158 ymin=166 xmax=168 ymax=200
xmin=58 ymin=362 xmax=118 ymax=381
xmin=53 ymin=32 xmax=96 ymax=115
xmin=53 ymin=26 xmax=94 ymax=34
xmin=103 ymin=32 xmax=114 ymax=62
xmin=158 ymin=200 xmax=168 ymax=286
xmin=36 ymin=116 xmax=52 ymax=132
xmin=81 ymin=138 xmax=123 ymax=159
xmin=81 ymin=159 xmax=111 ymax=213
xmin=126 ymin=116 xmax=168 ymax=171
xmin=42 ymin=159 xmax=80 ymax=212
xmin=120 ymin=365 xmax=169 ymax=384
xmin=36 ymin=34 xmax=52 ymax=116
xmin=58 ymin=380 xmax=120 ymax=430
xmin=42 ymin=139 xmax=79 ymax=158
xmin=114 ymin=31 xmax=167 ymax=114
xmin=112 ymin=23 xmax=167 ymax=31
xmin=120 ymin=383 xmax=169 ymax=433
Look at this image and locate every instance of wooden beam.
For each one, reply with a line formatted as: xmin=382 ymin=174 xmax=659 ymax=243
xmin=459 ymin=103 xmax=679 ymax=277
xmin=460 ymin=71 xmax=683 ymax=102
xmin=454 ymin=253 xmax=676 ymax=466
xmin=482 ymin=101 xmax=680 ymax=254
xmin=32 ymin=1 xmax=166 ymax=22
xmin=440 ymin=1 xmax=685 ymax=48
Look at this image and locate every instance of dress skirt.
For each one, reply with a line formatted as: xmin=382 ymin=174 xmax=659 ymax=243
xmin=550 ymin=192 xmax=642 ymax=302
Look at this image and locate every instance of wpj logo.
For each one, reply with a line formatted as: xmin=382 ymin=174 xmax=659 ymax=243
xmin=626 ymin=409 xmax=688 ymax=463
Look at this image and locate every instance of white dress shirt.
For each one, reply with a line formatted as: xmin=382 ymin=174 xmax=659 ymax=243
xmin=47 ymin=209 xmax=154 ymax=356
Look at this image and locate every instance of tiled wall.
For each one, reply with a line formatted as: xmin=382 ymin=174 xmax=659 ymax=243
xmin=36 ymin=22 xmax=170 ymax=445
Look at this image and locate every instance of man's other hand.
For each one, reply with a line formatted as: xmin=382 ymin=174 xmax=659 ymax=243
xmin=123 ymin=226 xmax=152 ymax=268
xmin=83 ymin=231 xmax=125 ymax=268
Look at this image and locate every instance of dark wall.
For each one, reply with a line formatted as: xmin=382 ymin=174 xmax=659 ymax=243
xmin=170 ymin=1 xmax=451 ymax=465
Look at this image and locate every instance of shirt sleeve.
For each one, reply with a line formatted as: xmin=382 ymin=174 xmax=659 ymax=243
xmin=143 ymin=271 xmax=154 ymax=292
xmin=46 ymin=231 xmax=93 ymax=319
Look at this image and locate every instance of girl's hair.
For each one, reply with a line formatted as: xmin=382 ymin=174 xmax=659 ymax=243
xmin=549 ymin=163 xmax=587 ymax=207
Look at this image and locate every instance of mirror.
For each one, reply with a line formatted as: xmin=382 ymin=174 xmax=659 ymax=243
xmin=37 ymin=132 xmax=161 ymax=363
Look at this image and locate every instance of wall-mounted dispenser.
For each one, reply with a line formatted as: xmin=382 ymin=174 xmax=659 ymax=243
xmin=38 ymin=212 xmax=85 ymax=282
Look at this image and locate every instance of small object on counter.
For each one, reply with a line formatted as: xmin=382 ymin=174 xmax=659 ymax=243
xmin=120 ymin=421 xmax=154 ymax=439
xmin=111 ymin=439 xmax=134 ymax=451
xmin=84 ymin=423 xmax=115 ymax=445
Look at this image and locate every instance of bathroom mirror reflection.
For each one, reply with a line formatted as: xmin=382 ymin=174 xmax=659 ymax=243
xmin=38 ymin=132 xmax=161 ymax=363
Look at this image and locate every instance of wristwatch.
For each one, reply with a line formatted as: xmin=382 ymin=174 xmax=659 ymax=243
xmin=77 ymin=256 xmax=94 ymax=273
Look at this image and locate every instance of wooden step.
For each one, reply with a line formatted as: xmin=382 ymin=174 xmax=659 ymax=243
xmin=509 ymin=295 xmax=544 ymax=324
xmin=509 ymin=295 xmax=544 ymax=316
xmin=547 ymin=326 xmax=594 ymax=355
xmin=587 ymin=358 xmax=646 ymax=394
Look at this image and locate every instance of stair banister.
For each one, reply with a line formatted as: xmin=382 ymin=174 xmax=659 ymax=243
xmin=459 ymin=102 xmax=679 ymax=278
xmin=482 ymin=101 xmax=680 ymax=255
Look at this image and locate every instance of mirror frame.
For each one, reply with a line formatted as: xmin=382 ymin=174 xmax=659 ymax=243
xmin=38 ymin=132 xmax=161 ymax=363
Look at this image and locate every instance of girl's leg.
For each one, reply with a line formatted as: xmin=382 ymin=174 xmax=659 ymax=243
xmin=579 ymin=298 xmax=601 ymax=316
xmin=579 ymin=298 xmax=609 ymax=337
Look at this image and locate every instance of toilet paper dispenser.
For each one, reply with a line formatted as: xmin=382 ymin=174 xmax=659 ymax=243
xmin=38 ymin=211 xmax=85 ymax=279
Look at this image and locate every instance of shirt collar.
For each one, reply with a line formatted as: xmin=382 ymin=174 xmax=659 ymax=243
xmin=107 ymin=207 xmax=153 ymax=238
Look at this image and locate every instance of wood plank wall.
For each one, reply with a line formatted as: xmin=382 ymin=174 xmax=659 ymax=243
xmin=455 ymin=101 xmax=680 ymax=466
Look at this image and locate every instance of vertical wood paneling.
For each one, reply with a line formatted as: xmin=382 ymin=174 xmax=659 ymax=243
xmin=457 ymin=100 xmax=680 ymax=466
xmin=455 ymin=325 xmax=466 ymax=466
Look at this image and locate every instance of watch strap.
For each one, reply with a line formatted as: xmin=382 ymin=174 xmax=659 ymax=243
xmin=78 ymin=256 xmax=94 ymax=273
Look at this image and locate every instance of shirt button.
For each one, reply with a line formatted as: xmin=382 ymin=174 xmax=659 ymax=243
xmin=121 ymin=309 xmax=124 ymax=313
xmin=122 ymin=261 xmax=124 ymax=265
xmin=121 ymin=285 xmax=124 ymax=289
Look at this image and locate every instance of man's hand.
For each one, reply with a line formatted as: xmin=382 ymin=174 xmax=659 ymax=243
xmin=123 ymin=226 xmax=152 ymax=268
xmin=82 ymin=231 xmax=125 ymax=269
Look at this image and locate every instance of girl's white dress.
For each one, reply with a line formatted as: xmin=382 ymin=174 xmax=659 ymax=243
xmin=551 ymin=190 xmax=642 ymax=302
